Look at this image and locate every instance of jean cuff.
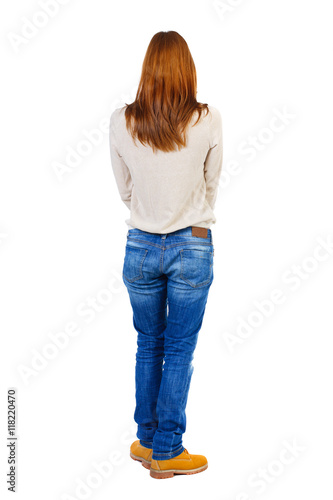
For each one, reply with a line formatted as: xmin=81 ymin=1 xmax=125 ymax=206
xmin=151 ymin=444 xmax=184 ymax=460
xmin=139 ymin=439 xmax=153 ymax=449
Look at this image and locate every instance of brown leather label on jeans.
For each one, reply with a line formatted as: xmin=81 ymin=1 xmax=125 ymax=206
xmin=191 ymin=227 xmax=208 ymax=238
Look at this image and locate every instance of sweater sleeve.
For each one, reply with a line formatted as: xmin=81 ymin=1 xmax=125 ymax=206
xmin=109 ymin=111 xmax=133 ymax=210
xmin=203 ymin=107 xmax=223 ymax=211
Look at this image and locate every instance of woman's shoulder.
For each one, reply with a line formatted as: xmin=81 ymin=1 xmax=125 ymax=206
xmin=205 ymin=105 xmax=222 ymax=130
xmin=193 ymin=104 xmax=221 ymax=130
xmin=206 ymin=104 xmax=221 ymax=120
xmin=111 ymin=106 xmax=126 ymax=121
xmin=110 ymin=105 xmax=126 ymax=126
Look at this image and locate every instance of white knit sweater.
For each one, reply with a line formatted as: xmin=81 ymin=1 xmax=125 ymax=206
xmin=109 ymin=105 xmax=223 ymax=234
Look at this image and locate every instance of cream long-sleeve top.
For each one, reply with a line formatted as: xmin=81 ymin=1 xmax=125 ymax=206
xmin=109 ymin=104 xmax=223 ymax=234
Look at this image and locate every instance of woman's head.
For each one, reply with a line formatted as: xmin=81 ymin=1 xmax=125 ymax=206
xmin=124 ymin=31 xmax=209 ymax=153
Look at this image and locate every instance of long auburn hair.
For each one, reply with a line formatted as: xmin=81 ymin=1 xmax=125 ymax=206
xmin=124 ymin=31 xmax=209 ymax=153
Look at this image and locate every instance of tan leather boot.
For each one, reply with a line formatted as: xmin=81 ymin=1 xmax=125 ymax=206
xmin=130 ymin=440 xmax=153 ymax=469
xmin=150 ymin=447 xmax=208 ymax=479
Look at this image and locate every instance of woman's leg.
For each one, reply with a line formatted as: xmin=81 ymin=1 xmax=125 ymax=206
xmin=151 ymin=281 xmax=212 ymax=459
xmin=151 ymin=238 xmax=214 ymax=459
xmin=122 ymin=239 xmax=168 ymax=448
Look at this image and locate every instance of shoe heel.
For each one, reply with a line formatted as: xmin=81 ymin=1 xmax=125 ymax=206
xmin=130 ymin=453 xmax=151 ymax=470
xmin=150 ymin=468 xmax=174 ymax=479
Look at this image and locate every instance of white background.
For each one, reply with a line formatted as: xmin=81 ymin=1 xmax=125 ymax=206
xmin=1 ymin=0 xmax=332 ymax=498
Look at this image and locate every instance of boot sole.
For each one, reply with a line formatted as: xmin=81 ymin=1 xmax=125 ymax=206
xmin=150 ymin=462 xmax=208 ymax=479
xmin=130 ymin=452 xmax=151 ymax=470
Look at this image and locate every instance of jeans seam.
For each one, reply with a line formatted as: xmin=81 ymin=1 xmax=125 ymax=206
xmin=152 ymin=444 xmax=184 ymax=459
xmin=127 ymin=237 xmax=212 ymax=248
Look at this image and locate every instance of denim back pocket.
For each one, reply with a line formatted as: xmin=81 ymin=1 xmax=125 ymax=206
xmin=180 ymin=248 xmax=213 ymax=287
xmin=123 ymin=246 xmax=148 ymax=283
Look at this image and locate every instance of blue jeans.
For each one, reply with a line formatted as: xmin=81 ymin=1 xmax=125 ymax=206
xmin=122 ymin=226 xmax=214 ymax=460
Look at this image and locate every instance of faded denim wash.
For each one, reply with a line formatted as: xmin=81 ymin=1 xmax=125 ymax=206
xmin=122 ymin=225 xmax=214 ymax=460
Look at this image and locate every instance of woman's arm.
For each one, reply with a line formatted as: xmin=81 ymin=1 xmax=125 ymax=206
xmin=109 ymin=112 xmax=133 ymax=209
xmin=204 ymin=107 xmax=223 ymax=210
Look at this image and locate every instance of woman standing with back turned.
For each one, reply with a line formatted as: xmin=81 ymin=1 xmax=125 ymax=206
xmin=109 ymin=31 xmax=223 ymax=479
